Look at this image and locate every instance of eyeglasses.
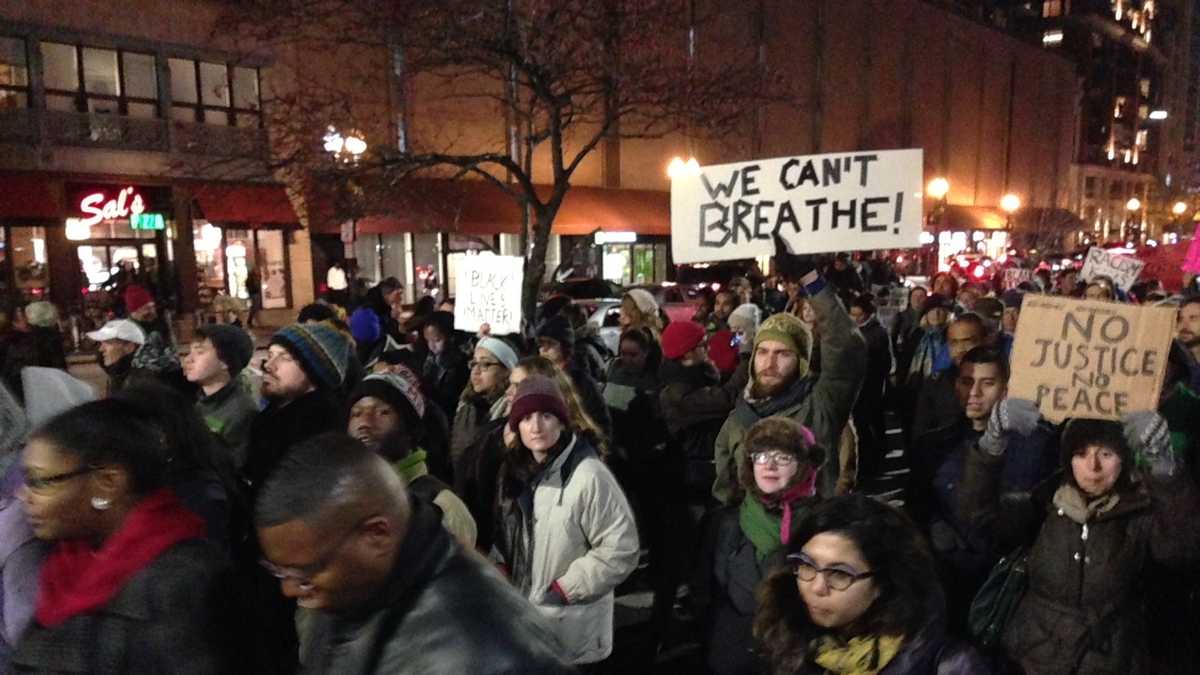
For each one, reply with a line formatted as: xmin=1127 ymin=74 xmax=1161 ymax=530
xmin=259 ymin=522 xmax=361 ymax=591
xmin=788 ymin=553 xmax=874 ymax=591
xmin=750 ymin=450 xmax=797 ymax=466
xmin=469 ymin=360 xmax=503 ymax=371
xmin=24 ymin=466 xmax=96 ymax=492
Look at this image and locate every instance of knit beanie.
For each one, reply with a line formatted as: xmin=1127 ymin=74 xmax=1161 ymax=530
xmin=270 ymin=322 xmax=351 ymax=391
xmin=728 ymin=303 xmax=761 ymax=349
xmin=708 ymin=329 xmax=740 ymax=375
xmin=508 ymin=374 xmax=570 ymax=432
xmin=477 ymin=337 xmax=519 ymax=370
xmin=24 ymin=301 xmax=58 ymax=329
xmin=348 ymin=368 xmax=426 ymax=431
xmin=536 ymin=315 xmax=575 ymax=352
xmin=661 ymin=320 xmax=707 ymax=360
xmin=195 ymin=324 xmax=255 ymax=374
xmin=625 ymin=288 xmax=659 ymax=316
xmin=753 ymin=312 xmax=812 ymax=378
xmin=124 ymin=284 xmax=153 ymax=313
xmin=349 ymin=306 xmax=382 ymax=345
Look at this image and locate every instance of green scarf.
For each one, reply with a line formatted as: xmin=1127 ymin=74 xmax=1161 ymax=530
xmin=391 ymin=449 xmax=429 ymax=485
xmin=739 ymin=495 xmax=783 ymax=562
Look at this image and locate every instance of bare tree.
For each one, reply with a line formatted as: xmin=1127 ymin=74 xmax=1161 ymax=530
xmin=220 ymin=0 xmax=786 ymax=324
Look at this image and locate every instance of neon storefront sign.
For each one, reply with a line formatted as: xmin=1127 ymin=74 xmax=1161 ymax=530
xmin=78 ymin=187 xmax=145 ymax=227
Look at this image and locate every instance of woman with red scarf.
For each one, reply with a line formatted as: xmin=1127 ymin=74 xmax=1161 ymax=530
xmin=696 ymin=416 xmax=825 ymax=675
xmin=11 ymin=399 xmax=235 ymax=673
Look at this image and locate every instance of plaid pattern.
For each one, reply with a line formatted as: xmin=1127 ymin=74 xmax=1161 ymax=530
xmin=271 ymin=323 xmax=350 ymax=390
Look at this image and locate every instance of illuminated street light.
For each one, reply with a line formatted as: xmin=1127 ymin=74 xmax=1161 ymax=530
xmin=1000 ymin=194 xmax=1021 ymax=214
xmin=926 ymin=177 xmax=950 ymax=200
xmin=1149 ymin=109 xmax=1169 ymax=121
xmin=667 ymin=156 xmax=701 ymax=180
xmin=1126 ymin=197 xmax=1142 ymax=211
xmin=1173 ymin=201 xmax=1188 ymax=216
xmin=324 ymin=126 xmax=368 ymax=163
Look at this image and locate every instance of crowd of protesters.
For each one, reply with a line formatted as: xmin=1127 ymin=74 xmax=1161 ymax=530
xmin=0 ymin=241 xmax=1197 ymax=675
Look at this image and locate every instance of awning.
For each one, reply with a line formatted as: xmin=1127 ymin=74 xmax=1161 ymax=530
xmin=189 ymin=182 xmax=300 ymax=227
xmin=548 ymin=185 xmax=669 ymax=236
xmin=0 ymin=173 xmax=60 ymax=219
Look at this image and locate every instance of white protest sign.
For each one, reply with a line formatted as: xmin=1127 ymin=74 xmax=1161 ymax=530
xmin=670 ymin=149 xmax=924 ymax=264
xmin=1079 ymin=246 xmax=1144 ymax=292
xmin=453 ymin=254 xmax=524 ymax=335
xmin=1003 ymin=268 xmax=1033 ymax=290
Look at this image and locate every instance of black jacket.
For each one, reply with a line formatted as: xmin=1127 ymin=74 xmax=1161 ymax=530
xmin=299 ymin=499 xmax=574 ymax=675
xmin=242 ymin=390 xmax=341 ymax=496
xmin=454 ymin=419 xmax=507 ymax=553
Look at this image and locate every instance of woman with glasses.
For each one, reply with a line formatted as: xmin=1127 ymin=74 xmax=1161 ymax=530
xmin=450 ymin=337 xmax=518 ymax=470
xmin=698 ymin=416 xmax=825 ymax=675
xmin=12 ymin=399 xmax=235 ymax=674
xmin=755 ymin=494 xmax=989 ymax=675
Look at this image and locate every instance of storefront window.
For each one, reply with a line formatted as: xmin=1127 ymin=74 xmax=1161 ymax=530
xmin=10 ymin=227 xmax=49 ymax=301
xmin=256 ymin=229 xmax=288 ymax=309
xmin=224 ymin=229 xmax=255 ymax=300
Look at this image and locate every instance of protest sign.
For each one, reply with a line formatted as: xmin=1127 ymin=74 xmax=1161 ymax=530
xmin=1079 ymin=246 xmax=1145 ymax=292
xmin=453 ymin=254 xmax=524 ymax=335
xmin=1183 ymin=223 xmax=1200 ymax=274
xmin=670 ymin=149 xmax=924 ymax=264
xmin=1003 ymin=268 xmax=1033 ymax=290
xmin=1008 ymin=295 xmax=1174 ymax=422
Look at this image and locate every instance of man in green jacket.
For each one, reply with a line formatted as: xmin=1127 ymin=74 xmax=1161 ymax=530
xmin=184 ymin=324 xmax=259 ymax=469
xmin=712 ymin=259 xmax=866 ymax=504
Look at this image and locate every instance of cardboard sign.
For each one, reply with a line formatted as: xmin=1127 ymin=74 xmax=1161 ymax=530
xmin=453 ymin=254 xmax=524 ymax=335
xmin=670 ymin=149 xmax=924 ymax=264
xmin=1079 ymin=246 xmax=1145 ymax=292
xmin=1003 ymin=268 xmax=1033 ymax=290
xmin=1008 ymin=295 xmax=1175 ymax=422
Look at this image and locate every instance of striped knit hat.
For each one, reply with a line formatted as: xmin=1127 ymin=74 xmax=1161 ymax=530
xmin=270 ymin=322 xmax=351 ymax=391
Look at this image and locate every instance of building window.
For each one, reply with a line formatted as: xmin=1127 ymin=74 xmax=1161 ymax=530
xmin=1136 ymin=129 xmax=1148 ymax=149
xmin=1084 ymin=176 xmax=1098 ymax=198
xmin=1114 ymin=96 xmax=1126 ymax=119
xmin=1139 ymin=78 xmax=1151 ymax=97
xmin=0 ymin=36 xmax=29 ymax=108
xmin=168 ymin=58 xmax=260 ymax=127
xmin=1043 ymin=1 xmax=1064 ymax=18
xmin=40 ymin=42 xmax=159 ymax=118
xmin=1042 ymin=30 xmax=1064 ymax=46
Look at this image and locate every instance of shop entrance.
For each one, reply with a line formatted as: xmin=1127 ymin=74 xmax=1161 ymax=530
xmin=76 ymin=240 xmax=159 ymax=293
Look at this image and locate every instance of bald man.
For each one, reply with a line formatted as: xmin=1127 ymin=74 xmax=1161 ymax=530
xmin=256 ymin=433 xmax=572 ymax=675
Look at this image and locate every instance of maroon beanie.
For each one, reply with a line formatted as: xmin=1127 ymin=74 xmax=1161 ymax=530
xmin=508 ymin=374 xmax=570 ymax=432
xmin=661 ymin=320 xmax=706 ymax=360
xmin=708 ymin=329 xmax=739 ymax=374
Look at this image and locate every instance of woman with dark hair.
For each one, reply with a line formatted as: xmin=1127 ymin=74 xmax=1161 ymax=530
xmin=493 ymin=374 xmax=639 ymax=667
xmin=754 ymin=494 xmax=989 ymax=674
xmin=13 ymin=399 xmax=235 ymax=673
xmin=698 ymin=416 xmax=825 ymax=675
xmin=958 ymin=400 xmax=1200 ymax=674
xmin=450 ymin=336 xmax=517 ymax=469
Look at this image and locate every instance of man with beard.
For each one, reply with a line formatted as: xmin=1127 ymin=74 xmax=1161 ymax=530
xmin=711 ymin=257 xmax=865 ymax=504
xmin=1177 ymin=297 xmax=1200 ymax=362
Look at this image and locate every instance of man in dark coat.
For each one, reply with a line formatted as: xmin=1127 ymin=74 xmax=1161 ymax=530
xmin=909 ymin=312 xmax=987 ymax=442
xmin=256 ymin=434 xmax=573 ymax=675
xmin=848 ymin=294 xmax=893 ymax=483
xmin=536 ymin=315 xmax=612 ymax=435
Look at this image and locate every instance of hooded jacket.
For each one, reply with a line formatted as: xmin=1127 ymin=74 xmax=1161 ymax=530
xmin=712 ymin=281 xmax=866 ymax=504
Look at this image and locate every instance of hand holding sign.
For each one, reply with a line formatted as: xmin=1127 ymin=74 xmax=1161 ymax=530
xmin=1008 ymin=296 xmax=1174 ymax=422
xmin=453 ymin=255 xmax=524 ymax=336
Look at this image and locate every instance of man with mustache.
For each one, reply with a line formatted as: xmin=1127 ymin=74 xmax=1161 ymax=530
xmin=711 ymin=254 xmax=866 ymax=504
xmin=1177 ymin=297 xmax=1200 ymax=362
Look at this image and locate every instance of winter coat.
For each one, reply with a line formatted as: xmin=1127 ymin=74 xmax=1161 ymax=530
xmin=420 ymin=343 xmax=470 ymax=425
xmin=11 ymin=539 xmax=237 ymax=675
xmin=131 ymin=320 xmax=181 ymax=375
xmin=451 ymin=390 xmax=507 ymax=470
xmin=241 ymin=390 xmax=341 ymax=497
xmin=603 ymin=360 xmax=664 ymax=463
xmin=712 ymin=282 xmax=866 ymax=504
xmin=791 ymin=623 xmax=991 ymax=675
xmin=1 ymin=327 xmax=66 ymax=401
xmin=454 ymin=420 xmax=508 ymax=553
xmin=299 ymin=499 xmax=573 ymax=675
xmin=392 ymin=454 xmax=477 ymax=550
xmin=195 ymin=380 xmax=260 ymax=470
xmin=494 ymin=434 xmax=639 ymax=664
xmin=659 ymin=359 xmax=748 ymax=501
xmin=567 ymin=362 xmax=612 ymax=438
xmin=910 ymin=370 xmax=960 ymax=444
xmin=956 ymin=444 xmax=1200 ymax=675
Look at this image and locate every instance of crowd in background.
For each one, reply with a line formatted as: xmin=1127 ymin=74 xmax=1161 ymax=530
xmin=0 ymin=244 xmax=1197 ymax=675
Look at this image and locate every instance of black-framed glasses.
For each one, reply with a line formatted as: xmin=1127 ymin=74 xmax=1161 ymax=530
xmin=24 ymin=466 xmax=96 ymax=492
xmin=751 ymin=450 xmax=796 ymax=467
xmin=469 ymin=360 xmax=502 ymax=371
xmin=787 ymin=553 xmax=874 ymax=591
xmin=259 ymin=521 xmax=362 ymax=590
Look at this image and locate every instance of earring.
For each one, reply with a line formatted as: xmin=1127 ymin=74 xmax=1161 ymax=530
xmin=91 ymin=496 xmax=111 ymax=511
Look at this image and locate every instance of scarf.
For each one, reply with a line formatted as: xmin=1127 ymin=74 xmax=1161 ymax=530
xmin=35 ymin=488 xmax=205 ymax=627
xmin=733 ymin=376 xmax=814 ymax=429
xmin=907 ymin=328 xmax=945 ymax=381
xmin=392 ymin=449 xmax=429 ymax=484
xmin=1052 ymin=483 xmax=1120 ymax=525
xmin=738 ymin=472 xmax=818 ymax=562
xmin=812 ymin=634 xmax=905 ymax=675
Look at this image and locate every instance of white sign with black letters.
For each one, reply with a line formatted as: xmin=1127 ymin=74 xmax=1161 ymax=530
xmin=1079 ymin=246 xmax=1144 ymax=292
xmin=453 ymin=254 xmax=524 ymax=335
xmin=670 ymin=149 xmax=924 ymax=264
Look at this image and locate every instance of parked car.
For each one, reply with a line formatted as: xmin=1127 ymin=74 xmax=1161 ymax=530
xmin=624 ymin=283 xmax=695 ymax=325
xmin=578 ymin=299 xmax=623 ymax=355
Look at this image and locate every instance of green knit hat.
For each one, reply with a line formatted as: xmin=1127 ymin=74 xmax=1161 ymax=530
xmin=753 ymin=312 xmax=812 ymax=379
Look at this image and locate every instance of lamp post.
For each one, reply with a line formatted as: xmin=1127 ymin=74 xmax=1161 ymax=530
xmin=925 ymin=178 xmax=950 ymax=274
xmin=667 ymin=156 xmax=701 ymax=180
xmin=1125 ymin=197 xmax=1142 ymax=244
xmin=1000 ymin=193 xmax=1021 ymax=228
xmin=324 ymin=126 xmax=369 ymax=289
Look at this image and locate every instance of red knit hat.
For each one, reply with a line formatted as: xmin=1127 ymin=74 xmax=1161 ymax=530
xmin=708 ymin=329 xmax=739 ymax=375
xmin=661 ymin=320 xmax=706 ymax=360
xmin=124 ymin=285 xmax=153 ymax=313
xmin=508 ymin=375 xmax=570 ymax=432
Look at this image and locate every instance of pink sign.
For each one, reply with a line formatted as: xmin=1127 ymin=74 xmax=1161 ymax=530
xmin=1184 ymin=223 xmax=1200 ymax=274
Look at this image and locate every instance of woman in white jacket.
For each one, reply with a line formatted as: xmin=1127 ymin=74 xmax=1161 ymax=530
xmin=494 ymin=374 xmax=640 ymax=667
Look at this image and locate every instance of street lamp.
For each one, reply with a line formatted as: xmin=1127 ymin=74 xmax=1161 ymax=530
xmin=324 ymin=126 xmax=368 ymax=163
xmin=1173 ymin=201 xmax=1188 ymax=216
xmin=667 ymin=156 xmax=701 ymax=180
xmin=1125 ymin=197 xmax=1142 ymax=244
xmin=1000 ymin=193 xmax=1021 ymax=231
xmin=926 ymin=177 xmax=950 ymax=201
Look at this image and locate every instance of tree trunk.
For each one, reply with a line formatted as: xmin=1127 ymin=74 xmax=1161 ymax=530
xmin=521 ymin=208 xmax=555 ymax=337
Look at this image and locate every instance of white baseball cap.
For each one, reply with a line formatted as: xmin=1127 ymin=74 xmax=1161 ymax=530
xmin=86 ymin=319 xmax=146 ymax=346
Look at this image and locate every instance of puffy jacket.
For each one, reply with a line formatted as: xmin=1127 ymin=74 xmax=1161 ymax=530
xmin=300 ymin=499 xmax=572 ymax=675
xmin=494 ymin=434 xmax=639 ymax=664
xmin=956 ymin=445 xmax=1200 ymax=674
xmin=712 ymin=281 xmax=866 ymax=503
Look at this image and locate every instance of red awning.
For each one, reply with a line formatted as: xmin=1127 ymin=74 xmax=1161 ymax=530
xmin=190 ymin=182 xmax=299 ymax=226
xmin=0 ymin=173 xmax=61 ymax=219
xmin=548 ymin=185 xmax=670 ymax=236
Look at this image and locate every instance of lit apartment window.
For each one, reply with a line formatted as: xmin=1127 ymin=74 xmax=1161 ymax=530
xmin=169 ymin=58 xmax=260 ymax=127
xmin=1139 ymin=104 xmax=1149 ymax=120
xmin=0 ymin=36 xmax=28 ymax=108
xmin=1043 ymin=30 xmax=1064 ymax=45
xmin=1043 ymin=1 xmax=1063 ymax=18
xmin=40 ymin=42 xmax=159 ymax=118
xmin=1136 ymin=129 xmax=1148 ymax=148
xmin=1114 ymin=96 xmax=1126 ymax=119
xmin=1139 ymin=79 xmax=1150 ymax=97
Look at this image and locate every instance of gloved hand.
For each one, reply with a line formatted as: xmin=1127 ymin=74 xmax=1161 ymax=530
xmin=979 ymin=398 xmax=1042 ymax=456
xmin=1122 ymin=410 xmax=1177 ymax=478
xmin=773 ymin=233 xmax=816 ymax=281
